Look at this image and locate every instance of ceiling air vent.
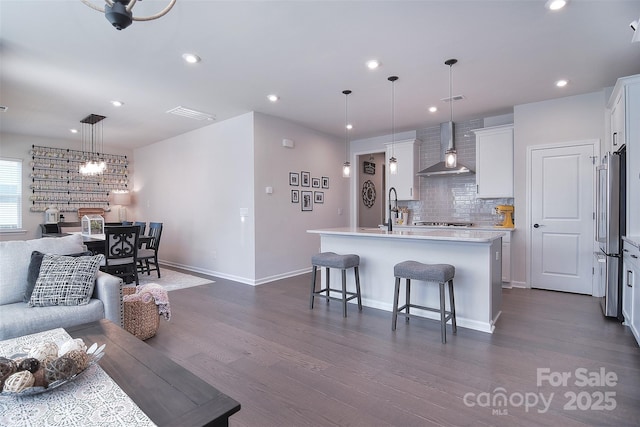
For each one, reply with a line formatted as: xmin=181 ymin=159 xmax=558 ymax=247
xmin=166 ymin=106 xmax=215 ymax=121
xmin=440 ymin=95 xmax=465 ymax=102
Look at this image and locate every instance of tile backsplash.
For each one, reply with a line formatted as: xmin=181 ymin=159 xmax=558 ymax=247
xmin=402 ymin=118 xmax=514 ymax=226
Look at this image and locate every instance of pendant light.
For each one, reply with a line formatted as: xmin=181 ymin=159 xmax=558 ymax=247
xmin=444 ymin=59 xmax=458 ymax=169
xmin=342 ymin=90 xmax=352 ymax=178
xmin=79 ymin=114 xmax=107 ymax=176
xmin=388 ymin=76 xmax=398 ymax=175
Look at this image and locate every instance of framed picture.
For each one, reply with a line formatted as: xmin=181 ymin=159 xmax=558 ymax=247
xmin=363 ymin=161 xmax=376 ymax=175
xmin=289 ymin=172 xmax=299 ymax=186
xmin=301 ymin=171 xmax=310 ymax=187
xmin=312 ymin=177 xmax=320 ymax=188
xmin=314 ymin=191 xmax=324 ymax=204
xmin=301 ymin=191 xmax=313 ymax=211
xmin=291 ymin=190 xmax=299 ymax=203
xmin=322 ymin=176 xmax=329 ymax=189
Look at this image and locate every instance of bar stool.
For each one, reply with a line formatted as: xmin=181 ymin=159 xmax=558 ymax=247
xmin=310 ymin=252 xmax=362 ymax=317
xmin=392 ymin=261 xmax=457 ymax=343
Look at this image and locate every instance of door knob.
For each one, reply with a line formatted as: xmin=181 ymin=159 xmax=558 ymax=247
xmin=533 ymin=223 xmax=541 ymax=228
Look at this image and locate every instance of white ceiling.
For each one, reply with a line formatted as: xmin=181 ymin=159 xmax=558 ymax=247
xmin=1 ymin=0 xmax=639 ymax=150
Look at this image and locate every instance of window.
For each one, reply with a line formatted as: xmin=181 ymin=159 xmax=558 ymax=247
xmin=0 ymin=158 xmax=22 ymax=230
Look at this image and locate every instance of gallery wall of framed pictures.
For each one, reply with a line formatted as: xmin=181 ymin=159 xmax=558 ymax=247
xmin=288 ymin=170 xmax=328 ymax=212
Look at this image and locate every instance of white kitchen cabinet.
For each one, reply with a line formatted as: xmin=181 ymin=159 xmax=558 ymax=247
xmin=622 ymin=239 xmax=640 ymax=345
xmin=385 ymin=139 xmax=420 ymax=201
xmin=608 ymin=75 xmax=640 ymax=237
xmin=609 ymin=89 xmax=625 ymax=153
xmin=473 ymin=125 xmax=514 ymax=198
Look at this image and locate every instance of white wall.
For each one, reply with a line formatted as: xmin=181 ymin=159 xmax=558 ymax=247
xmin=253 ymin=113 xmax=348 ymax=283
xmin=132 ymin=112 xmax=348 ymax=285
xmin=0 ymin=133 xmax=133 ymax=241
xmin=133 ymin=113 xmax=256 ymax=282
xmin=513 ymin=90 xmax=607 ymax=286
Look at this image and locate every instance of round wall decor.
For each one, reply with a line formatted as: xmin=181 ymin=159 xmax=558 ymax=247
xmin=362 ymin=180 xmax=376 ymax=208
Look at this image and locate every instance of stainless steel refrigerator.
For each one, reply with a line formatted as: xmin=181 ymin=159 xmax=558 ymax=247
xmin=596 ymin=145 xmax=626 ymax=320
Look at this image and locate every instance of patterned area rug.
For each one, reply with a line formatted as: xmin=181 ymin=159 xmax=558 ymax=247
xmin=136 ymin=268 xmax=213 ymax=292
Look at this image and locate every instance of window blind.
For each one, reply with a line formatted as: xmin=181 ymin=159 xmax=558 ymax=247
xmin=0 ymin=158 xmax=23 ymax=229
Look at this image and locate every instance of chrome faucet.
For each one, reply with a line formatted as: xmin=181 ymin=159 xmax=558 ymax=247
xmin=388 ymin=187 xmax=397 ymax=231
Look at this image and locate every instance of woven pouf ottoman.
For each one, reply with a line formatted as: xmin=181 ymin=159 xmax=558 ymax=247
xmin=122 ymin=286 xmax=160 ymax=340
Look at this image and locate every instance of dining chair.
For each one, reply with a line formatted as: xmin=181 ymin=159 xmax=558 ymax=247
xmin=133 ymin=221 xmax=146 ymax=236
xmin=100 ymin=225 xmax=140 ymax=285
xmin=138 ymin=222 xmax=163 ymax=278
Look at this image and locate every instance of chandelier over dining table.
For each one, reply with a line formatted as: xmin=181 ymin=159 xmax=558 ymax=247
xmin=79 ymin=114 xmax=107 ymax=176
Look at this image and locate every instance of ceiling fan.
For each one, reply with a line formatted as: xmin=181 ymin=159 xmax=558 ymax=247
xmin=81 ymin=0 xmax=176 ymax=31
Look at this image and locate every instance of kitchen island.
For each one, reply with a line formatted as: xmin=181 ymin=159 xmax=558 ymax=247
xmin=307 ymin=227 xmax=503 ymax=333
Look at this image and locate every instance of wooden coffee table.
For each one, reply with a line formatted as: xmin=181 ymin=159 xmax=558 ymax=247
xmin=67 ymin=320 xmax=240 ymax=427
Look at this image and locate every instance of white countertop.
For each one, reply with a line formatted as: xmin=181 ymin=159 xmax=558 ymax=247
xmin=308 ymin=227 xmax=503 ymax=243
xmin=392 ymin=224 xmax=515 ymax=232
xmin=623 ymin=235 xmax=640 ymax=248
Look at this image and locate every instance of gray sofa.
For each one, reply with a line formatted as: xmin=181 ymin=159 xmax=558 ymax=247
xmin=0 ymin=234 xmax=123 ymax=340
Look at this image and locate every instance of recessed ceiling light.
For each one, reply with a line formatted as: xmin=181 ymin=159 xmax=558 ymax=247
xmin=556 ymin=79 xmax=568 ymax=87
xmin=346 ymin=124 xmax=353 ymax=130
xmin=182 ymin=53 xmax=201 ymax=64
xmin=366 ymin=60 xmax=380 ymax=70
xmin=545 ymin=0 xmax=567 ymax=11
xmin=267 ymin=94 xmax=279 ymax=102
xmin=428 ymin=106 xmax=438 ymax=113
xmin=70 ymin=128 xmax=78 ymax=134
xmin=111 ymin=100 xmax=124 ymax=107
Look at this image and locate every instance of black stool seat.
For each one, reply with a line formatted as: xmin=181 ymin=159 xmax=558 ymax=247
xmin=310 ymin=252 xmax=362 ymax=317
xmin=392 ymin=260 xmax=457 ymax=343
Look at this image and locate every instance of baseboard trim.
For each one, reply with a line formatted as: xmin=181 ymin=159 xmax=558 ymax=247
xmin=159 ymin=260 xmax=311 ymax=286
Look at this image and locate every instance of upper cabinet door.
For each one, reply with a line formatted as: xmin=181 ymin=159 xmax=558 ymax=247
xmin=474 ymin=125 xmax=514 ymax=198
xmin=385 ymin=139 xmax=420 ymax=200
xmin=610 ymin=89 xmax=625 ymax=152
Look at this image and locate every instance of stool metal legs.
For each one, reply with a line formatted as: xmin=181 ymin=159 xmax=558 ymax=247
xmin=310 ymin=265 xmax=362 ymax=317
xmin=392 ymin=277 xmax=457 ymax=343
xmin=448 ymin=279 xmax=457 ymax=334
xmin=392 ymin=277 xmax=401 ymax=331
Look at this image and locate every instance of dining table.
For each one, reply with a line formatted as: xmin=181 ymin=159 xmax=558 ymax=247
xmin=42 ymin=232 xmax=153 ymax=255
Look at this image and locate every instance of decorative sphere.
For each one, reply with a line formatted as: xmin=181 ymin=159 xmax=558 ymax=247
xmin=18 ymin=357 xmax=40 ymax=373
xmin=58 ymin=338 xmax=86 ymax=356
xmin=65 ymin=350 xmax=90 ymax=372
xmin=0 ymin=357 xmax=18 ymax=389
xmin=28 ymin=341 xmax=59 ymax=361
xmin=32 ymin=367 xmax=49 ymax=388
xmin=45 ymin=355 xmax=78 ymax=383
xmin=3 ymin=371 xmax=35 ymax=393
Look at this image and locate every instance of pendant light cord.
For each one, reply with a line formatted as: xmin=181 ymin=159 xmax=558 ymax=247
xmin=345 ymin=91 xmax=349 ymax=160
xmin=388 ymin=76 xmax=398 ymax=157
xmin=449 ymin=63 xmax=453 ymax=123
xmin=343 ymin=90 xmax=352 ymax=162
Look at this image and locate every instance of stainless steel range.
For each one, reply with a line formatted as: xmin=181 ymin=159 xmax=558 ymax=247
xmin=413 ymin=221 xmax=473 ymax=227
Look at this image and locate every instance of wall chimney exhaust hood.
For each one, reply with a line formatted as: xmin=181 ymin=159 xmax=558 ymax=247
xmin=416 ymin=122 xmax=475 ymax=176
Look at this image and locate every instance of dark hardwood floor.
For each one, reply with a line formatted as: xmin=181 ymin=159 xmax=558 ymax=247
xmin=145 ymin=270 xmax=640 ymax=426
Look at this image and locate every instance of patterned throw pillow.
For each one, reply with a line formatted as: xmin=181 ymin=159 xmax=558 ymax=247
xmin=23 ymin=250 xmax=93 ymax=302
xmin=28 ymin=253 xmax=104 ymax=307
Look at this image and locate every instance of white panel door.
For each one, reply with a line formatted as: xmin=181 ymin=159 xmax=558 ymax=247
xmin=530 ymin=143 xmax=595 ymax=294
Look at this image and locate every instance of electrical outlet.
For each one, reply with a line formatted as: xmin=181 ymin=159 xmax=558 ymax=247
xmin=414 ymin=215 xmax=421 ymax=221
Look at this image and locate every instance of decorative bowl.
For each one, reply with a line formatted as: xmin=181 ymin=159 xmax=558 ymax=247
xmin=0 ymin=342 xmax=106 ymax=397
